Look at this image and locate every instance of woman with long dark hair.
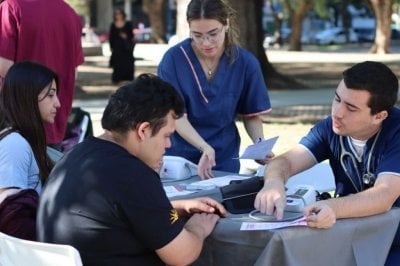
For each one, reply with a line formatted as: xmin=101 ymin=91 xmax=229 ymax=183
xmin=0 ymin=61 xmax=60 ymax=240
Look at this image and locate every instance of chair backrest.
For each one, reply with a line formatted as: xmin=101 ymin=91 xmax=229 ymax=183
xmin=0 ymin=232 xmax=82 ymax=266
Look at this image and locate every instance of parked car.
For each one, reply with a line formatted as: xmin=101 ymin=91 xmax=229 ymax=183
xmin=354 ymin=28 xmax=375 ymax=42
xmin=315 ymin=27 xmax=358 ymax=45
xmin=391 ymin=28 xmax=400 ymax=40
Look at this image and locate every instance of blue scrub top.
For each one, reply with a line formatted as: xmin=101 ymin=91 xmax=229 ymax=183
xmin=158 ymin=38 xmax=271 ymax=172
xmin=300 ymin=107 xmax=400 ymax=202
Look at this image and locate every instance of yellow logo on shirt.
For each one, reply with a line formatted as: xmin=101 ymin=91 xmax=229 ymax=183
xmin=170 ymin=209 xmax=179 ymax=224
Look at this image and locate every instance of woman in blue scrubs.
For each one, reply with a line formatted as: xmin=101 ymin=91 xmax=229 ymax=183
xmin=158 ymin=0 xmax=272 ymax=178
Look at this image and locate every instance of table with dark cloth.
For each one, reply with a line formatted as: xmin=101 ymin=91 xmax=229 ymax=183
xmin=165 ymin=174 xmax=400 ymax=266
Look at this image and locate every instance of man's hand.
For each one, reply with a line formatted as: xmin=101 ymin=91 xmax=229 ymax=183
xmin=304 ymin=201 xmax=336 ymax=229
xmin=254 ymin=179 xmax=286 ymax=220
xmin=197 ymin=145 xmax=216 ymax=179
xmin=172 ymin=197 xmax=227 ymax=217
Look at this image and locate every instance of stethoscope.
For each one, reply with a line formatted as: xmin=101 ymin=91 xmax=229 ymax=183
xmin=339 ymin=128 xmax=381 ymax=192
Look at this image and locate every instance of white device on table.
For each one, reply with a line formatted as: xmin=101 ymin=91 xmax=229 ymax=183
xmin=159 ymin=156 xmax=198 ymax=182
xmin=285 ymin=185 xmax=316 ymax=212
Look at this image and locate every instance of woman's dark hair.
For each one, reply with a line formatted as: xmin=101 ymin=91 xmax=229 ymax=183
xmin=186 ymin=0 xmax=240 ymax=64
xmin=0 ymin=61 xmax=59 ymax=183
xmin=102 ymin=73 xmax=184 ymax=136
xmin=343 ymin=61 xmax=398 ymax=114
xmin=113 ymin=7 xmax=126 ymax=21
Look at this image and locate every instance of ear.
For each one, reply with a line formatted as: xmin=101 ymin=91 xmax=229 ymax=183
xmin=373 ymin=110 xmax=388 ymax=124
xmin=136 ymin=122 xmax=151 ymax=140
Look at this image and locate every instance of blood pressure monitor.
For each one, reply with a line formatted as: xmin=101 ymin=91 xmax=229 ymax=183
xmin=285 ymin=185 xmax=316 ymax=212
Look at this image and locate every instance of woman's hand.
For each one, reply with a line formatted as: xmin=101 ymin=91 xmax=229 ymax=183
xmin=197 ymin=145 xmax=216 ymax=179
xmin=255 ymin=151 xmax=275 ymax=165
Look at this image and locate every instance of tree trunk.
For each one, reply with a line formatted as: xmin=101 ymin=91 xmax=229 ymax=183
xmin=227 ymin=0 xmax=268 ymax=86
xmin=285 ymin=0 xmax=313 ymax=51
xmin=175 ymin=0 xmax=190 ymax=41
xmin=142 ymin=0 xmax=167 ymax=43
xmin=369 ymin=0 xmax=393 ymax=54
xmin=267 ymin=0 xmax=285 ymax=47
xmin=340 ymin=0 xmax=352 ymax=42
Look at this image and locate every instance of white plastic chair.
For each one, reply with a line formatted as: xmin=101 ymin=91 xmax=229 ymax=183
xmin=0 ymin=232 xmax=82 ymax=266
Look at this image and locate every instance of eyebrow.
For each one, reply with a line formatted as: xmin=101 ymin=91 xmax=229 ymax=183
xmin=335 ymin=92 xmax=360 ymax=110
xmin=191 ymin=27 xmax=219 ymax=35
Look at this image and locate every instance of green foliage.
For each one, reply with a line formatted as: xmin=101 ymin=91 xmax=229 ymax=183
xmin=314 ymin=0 xmax=328 ymax=19
xmin=65 ymin=0 xmax=89 ymax=15
xmin=283 ymin=0 xmax=328 ymax=19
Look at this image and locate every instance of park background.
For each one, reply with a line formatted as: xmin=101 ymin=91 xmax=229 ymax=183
xmin=68 ymin=0 xmax=400 ymax=170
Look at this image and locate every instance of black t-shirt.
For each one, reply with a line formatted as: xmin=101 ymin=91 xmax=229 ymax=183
xmin=37 ymin=137 xmax=185 ymax=266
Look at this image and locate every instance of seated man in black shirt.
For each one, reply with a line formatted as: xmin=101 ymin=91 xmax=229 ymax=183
xmin=37 ymin=73 xmax=226 ymax=266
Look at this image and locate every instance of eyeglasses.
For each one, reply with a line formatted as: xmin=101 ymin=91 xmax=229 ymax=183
xmin=191 ymin=26 xmax=225 ymax=44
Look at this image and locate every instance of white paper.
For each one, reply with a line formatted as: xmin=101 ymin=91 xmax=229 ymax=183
xmin=163 ymin=185 xmax=196 ymax=197
xmin=239 ymin=136 xmax=279 ymax=160
xmin=240 ymin=216 xmax=307 ymax=231
xmin=185 ymin=175 xmax=252 ymax=190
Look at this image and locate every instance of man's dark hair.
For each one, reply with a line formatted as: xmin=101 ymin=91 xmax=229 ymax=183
xmin=101 ymin=73 xmax=184 ymax=136
xmin=343 ymin=61 xmax=398 ymax=114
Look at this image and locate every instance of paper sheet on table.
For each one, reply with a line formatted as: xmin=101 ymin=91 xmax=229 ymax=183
xmin=186 ymin=175 xmax=253 ymax=190
xmin=163 ymin=185 xmax=196 ymax=198
xmin=239 ymin=136 xmax=279 ymax=160
xmin=240 ymin=216 xmax=307 ymax=230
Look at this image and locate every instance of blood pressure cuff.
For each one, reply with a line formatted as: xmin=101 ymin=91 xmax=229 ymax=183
xmin=220 ymin=177 xmax=264 ymax=214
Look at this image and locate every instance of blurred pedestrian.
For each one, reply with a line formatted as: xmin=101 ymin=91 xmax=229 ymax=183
xmin=109 ymin=7 xmax=135 ymax=85
xmin=0 ymin=0 xmax=84 ymax=147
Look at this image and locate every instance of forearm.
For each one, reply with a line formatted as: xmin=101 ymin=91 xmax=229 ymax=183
xmin=75 ymin=67 xmax=78 ymax=81
xmin=170 ymin=199 xmax=184 ymax=210
xmin=176 ymin=115 xmax=210 ymax=152
xmin=264 ymin=145 xmax=316 ymax=183
xmin=173 ymin=222 xmax=208 ymax=263
xmin=243 ymin=115 xmax=264 ymax=143
xmin=157 ymin=227 xmax=203 ymax=265
xmin=0 ymin=56 xmax=14 ymax=86
xmin=171 ymin=199 xmax=190 ymax=216
xmin=263 ymin=156 xmax=290 ymax=184
xmin=325 ymin=177 xmax=399 ymax=219
xmin=157 ymin=213 xmax=218 ymax=265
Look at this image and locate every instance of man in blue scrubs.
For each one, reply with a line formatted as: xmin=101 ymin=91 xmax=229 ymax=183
xmin=254 ymin=61 xmax=400 ymax=263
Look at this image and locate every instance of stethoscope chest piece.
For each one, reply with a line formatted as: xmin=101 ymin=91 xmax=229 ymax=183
xmin=362 ymin=173 xmax=375 ymax=186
